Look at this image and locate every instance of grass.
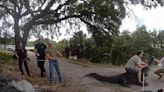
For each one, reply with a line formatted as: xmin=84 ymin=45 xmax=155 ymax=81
xmin=0 ymin=50 xmax=14 ymax=61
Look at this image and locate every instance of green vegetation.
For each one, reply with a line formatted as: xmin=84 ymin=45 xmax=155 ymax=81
xmin=57 ymin=25 xmax=164 ymax=65
xmin=1 ymin=0 xmax=164 ymax=65
xmin=0 ymin=50 xmax=14 ymax=61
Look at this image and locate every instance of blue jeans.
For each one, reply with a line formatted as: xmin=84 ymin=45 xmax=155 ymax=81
xmin=49 ymin=59 xmax=62 ymax=82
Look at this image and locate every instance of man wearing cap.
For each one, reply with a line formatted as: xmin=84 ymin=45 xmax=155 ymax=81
xmin=45 ymin=41 xmax=63 ymax=85
xmin=34 ymin=37 xmax=47 ymax=77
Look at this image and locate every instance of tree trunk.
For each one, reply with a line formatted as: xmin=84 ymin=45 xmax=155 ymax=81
xmin=14 ymin=17 xmax=33 ymax=48
xmin=22 ymin=22 xmax=33 ymax=46
xmin=14 ymin=18 xmax=21 ymax=48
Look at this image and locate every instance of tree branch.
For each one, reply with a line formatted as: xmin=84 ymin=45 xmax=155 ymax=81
xmin=18 ymin=0 xmax=24 ymax=13
xmin=79 ymin=17 xmax=96 ymax=29
xmin=54 ymin=0 xmax=71 ymax=13
xmin=44 ymin=0 xmax=56 ymax=11
xmin=34 ymin=15 xmax=82 ymax=25
xmin=79 ymin=17 xmax=112 ymax=36
xmin=38 ymin=0 xmax=46 ymax=11
xmin=0 ymin=5 xmax=14 ymax=16
xmin=9 ymin=0 xmax=19 ymax=9
xmin=24 ymin=0 xmax=34 ymax=17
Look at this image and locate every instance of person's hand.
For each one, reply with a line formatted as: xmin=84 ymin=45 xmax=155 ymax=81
xmin=36 ymin=53 xmax=40 ymax=56
xmin=62 ymin=57 xmax=66 ymax=59
xmin=145 ymin=64 xmax=148 ymax=67
xmin=27 ymin=58 xmax=30 ymax=61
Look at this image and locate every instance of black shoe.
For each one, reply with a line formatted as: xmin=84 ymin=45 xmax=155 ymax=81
xmin=138 ymin=82 xmax=143 ymax=86
xmin=138 ymin=82 xmax=149 ymax=86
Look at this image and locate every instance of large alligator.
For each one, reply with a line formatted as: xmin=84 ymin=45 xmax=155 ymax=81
xmin=84 ymin=56 xmax=155 ymax=87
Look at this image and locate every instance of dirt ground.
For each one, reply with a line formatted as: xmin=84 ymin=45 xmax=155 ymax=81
xmin=1 ymin=51 xmax=164 ymax=92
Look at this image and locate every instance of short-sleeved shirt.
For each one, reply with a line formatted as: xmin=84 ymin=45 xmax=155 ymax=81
xmin=125 ymin=55 xmax=142 ymax=69
xmin=15 ymin=48 xmax=27 ymax=59
xmin=45 ymin=47 xmax=56 ymax=59
xmin=35 ymin=43 xmax=46 ymax=59
xmin=160 ymin=57 xmax=164 ymax=69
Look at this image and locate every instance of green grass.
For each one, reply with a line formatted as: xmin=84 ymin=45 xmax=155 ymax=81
xmin=0 ymin=50 xmax=14 ymax=61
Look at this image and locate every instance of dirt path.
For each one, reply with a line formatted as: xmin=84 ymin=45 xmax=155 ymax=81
xmin=27 ymin=51 xmax=164 ymax=92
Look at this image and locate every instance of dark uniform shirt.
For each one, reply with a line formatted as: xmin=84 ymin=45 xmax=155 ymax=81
xmin=15 ymin=48 xmax=27 ymax=59
xmin=35 ymin=43 xmax=47 ymax=59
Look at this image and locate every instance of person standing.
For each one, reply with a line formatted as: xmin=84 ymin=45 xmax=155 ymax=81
xmin=15 ymin=42 xmax=30 ymax=76
xmin=34 ymin=37 xmax=47 ymax=77
xmin=45 ymin=41 xmax=63 ymax=85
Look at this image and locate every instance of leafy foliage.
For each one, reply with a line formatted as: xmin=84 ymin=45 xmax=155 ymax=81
xmin=63 ymin=25 xmax=164 ymax=65
xmin=0 ymin=0 xmax=125 ymax=47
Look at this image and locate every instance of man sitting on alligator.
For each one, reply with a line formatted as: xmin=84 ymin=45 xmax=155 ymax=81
xmin=84 ymin=50 xmax=155 ymax=87
xmin=125 ymin=50 xmax=148 ymax=86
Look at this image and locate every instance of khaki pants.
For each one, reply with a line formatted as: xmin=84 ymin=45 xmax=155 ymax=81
xmin=155 ymin=68 xmax=164 ymax=74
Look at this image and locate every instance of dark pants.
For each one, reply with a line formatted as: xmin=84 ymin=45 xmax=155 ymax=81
xmin=49 ymin=59 xmax=62 ymax=82
xmin=37 ymin=58 xmax=46 ymax=77
xmin=19 ymin=59 xmax=30 ymax=76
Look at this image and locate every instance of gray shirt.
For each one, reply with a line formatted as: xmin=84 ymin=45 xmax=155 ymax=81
xmin=125 ymin=55 xmax=142 ymax=69
xmin=45 ymin=47 xmax=56 ymax=59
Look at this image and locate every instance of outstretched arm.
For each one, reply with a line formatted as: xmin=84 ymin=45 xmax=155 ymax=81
xmin=57 ymin=50 xmax=63 ymax=57
xmin=154 ymin=58 xmax=160 ymax=63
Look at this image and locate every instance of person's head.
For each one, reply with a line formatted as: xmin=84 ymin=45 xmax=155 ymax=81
xmin=47 ymin=41 xmax=53 ymax=47
xmin=18 ymin=42 xmax=23 ymax=48
xmin=136 ymin=50 xmax=144 ymax=58
xmin=38 ymin=36 xmax=43 ymax=43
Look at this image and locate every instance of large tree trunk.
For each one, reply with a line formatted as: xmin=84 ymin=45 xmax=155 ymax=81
xmin=22 ymin=22 xmax=33 ymax=46
xmin=14 ymin=18 xmax=21 ymax=48
xmin=14 ymin=16 xmax=33 ymax=48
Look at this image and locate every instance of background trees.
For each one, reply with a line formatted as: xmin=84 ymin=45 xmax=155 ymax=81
xmin=61 ymin=25 xmax=164 ymax=65
xmin=0 ymin=0 xmax=164 ymax=65
xmin=0 ymin=0 xmax=125 ymax=48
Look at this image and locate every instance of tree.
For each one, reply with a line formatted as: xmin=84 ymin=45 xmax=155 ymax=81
xmin=157 ymin=30 xmax=164 ymax=48
xmin=0 ymin=16 xmax=14 ymax=49
xmin=128 ymin=0 xmax=164 ymax=7
xmin=56 ymin=39 xmax=69 ymax=51
xmin=150 ymin=29 xmax=158 ymax=48
xmin=69 ymin=31 xmax=87 ymax=58
xmin=131 ymin=25 xmax=152 ymax=50
xmin=0 ymin=0 xmax=125 ymax=48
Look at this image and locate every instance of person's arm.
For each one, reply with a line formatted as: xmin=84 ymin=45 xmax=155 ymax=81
xmin=14 ymin=50 xmax=19 ymax=59
xmin=137 ymin=63 xmax=146 ymax=68
xmin=137 ymin=59 xmax=147 ymax=68
xmin=57 ymin=50 xmax=63 ymax=57
xmin=34 ymin=48 xmax=40 ymax=56
xmin=154 ymin=58 xmax=160 ymax=63
xmin=45 ymin=53 xmax=55 ymax=60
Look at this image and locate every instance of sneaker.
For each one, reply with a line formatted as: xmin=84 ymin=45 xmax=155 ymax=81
xmin=138 ymin=81 xmax=149 ymax=86
xmin=49 ymin=81 xmax=56 ymax=86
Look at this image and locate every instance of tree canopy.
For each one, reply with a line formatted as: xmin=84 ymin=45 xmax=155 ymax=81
xmin=0 ymin=0 xmax=125 ymax=47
